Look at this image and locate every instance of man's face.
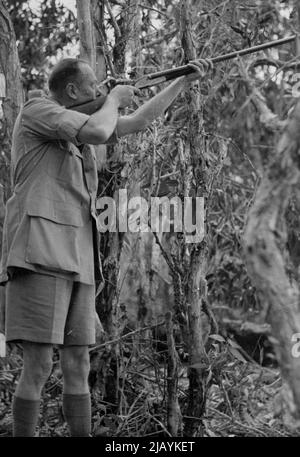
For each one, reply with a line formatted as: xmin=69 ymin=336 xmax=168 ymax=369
xmin=73 ymin=63 xmax=99 ymax=104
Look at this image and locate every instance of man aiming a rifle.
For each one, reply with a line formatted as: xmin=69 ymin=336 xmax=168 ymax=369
xmin=0 ymin=56 xmax=212 ymax=437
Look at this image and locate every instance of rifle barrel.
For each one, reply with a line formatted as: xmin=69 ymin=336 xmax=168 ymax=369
xmin=142 ymin=35 xmax=296 ymax=84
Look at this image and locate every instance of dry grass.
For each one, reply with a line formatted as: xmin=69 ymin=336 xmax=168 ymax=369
xmin=1 ymin=335 xmax=300 ymax=438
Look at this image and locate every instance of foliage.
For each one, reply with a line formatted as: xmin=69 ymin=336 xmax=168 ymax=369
xmin=95 ymin=0 xmax=300 ymax=432
xmin=7 ymin=0 xmax=78 ymax=91
xmin=111 ymin=0 xmax=300 ymax=321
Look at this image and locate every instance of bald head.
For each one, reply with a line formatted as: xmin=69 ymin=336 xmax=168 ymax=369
xmin=48 ymin=58 xmax=90 ymax=97
xmin=48 ymin=58 xmax=99 ymax=107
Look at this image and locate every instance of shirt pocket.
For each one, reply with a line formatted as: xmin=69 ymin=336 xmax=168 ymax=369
xmin=25 ymin=199 xmax=84 ymax=274
xmin=46 ymin=141 xmax=84 ymax=189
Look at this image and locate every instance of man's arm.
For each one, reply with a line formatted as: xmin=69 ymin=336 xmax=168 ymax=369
xmin=77 ymin=85 xmax=136 ymax=144
xmin=116 ymin=77 xmax=187 ymax=136
xmin=116 ymin=59 xmax=212 ymax=136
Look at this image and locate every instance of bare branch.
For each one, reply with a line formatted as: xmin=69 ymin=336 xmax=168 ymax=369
xmin=93 ymin=19 xmax=117 ymax=77
xmin=141 ymin=28 xmax=177 ymax=50
xmin=104 ymin=0 xmax=121 ymax=38
xmin=89 ymin=319 xmax=165 ymax=352
xmin=238 ymin=59 xmax=286 ymax=131
xmin=138 ymin=3 xmax=169 ymax=18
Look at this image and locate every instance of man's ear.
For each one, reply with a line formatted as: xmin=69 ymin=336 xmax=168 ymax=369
xmin=65 ymin=82 xmax=78 ymax=100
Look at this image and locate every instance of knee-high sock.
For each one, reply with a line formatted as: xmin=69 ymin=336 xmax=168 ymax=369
xmin=12 ymin=395 xmax=40 ymax=437
xmin=62 ymin=393 xmax=91 ymax=437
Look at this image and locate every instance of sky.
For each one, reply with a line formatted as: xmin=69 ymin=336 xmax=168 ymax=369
xmin=29 ymin=0 xmax=76 ymax=14
xmin=59 ymin=0 xmax=76 ymax=11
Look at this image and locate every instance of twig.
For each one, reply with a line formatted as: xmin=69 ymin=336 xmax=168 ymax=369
xmin=104 ymin=0 xmax=121 ymax=38
xmin=89 ymin=320 xmax=165 ymax=352
xmin=141 ymin=29 xmax=177 ymax=50
xmin=93 ymin=20 xmax=117 ymax=78
xmin=126 ymin=370 xmax=165 ymax=384
xmin=149 ymin=414 xmax=173 ymax=437
xmin=207 ymin=407 xmax=268 ymax=436
xmin=238 ymin=58 xmax=285 ymax=131
xmin=160 ymin=170 xmax=180 ymax=180
xmin=153 ymin=232 xmax=177 ymax=277
xmin=107 ymin=0 xmax=125 ymax=5
xmin=233 ymin=55 xmax=300 ymax=123
xmin=142 ymin=429 xmax=165 ymax=437
xmin=138 ymin=4 xmax=169 ymax=18
xmin=199 ymin=1 xmax=229 ymax=17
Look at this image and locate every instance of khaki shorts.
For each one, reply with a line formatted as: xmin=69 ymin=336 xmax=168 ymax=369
xmin=5 ymin=269 xmax=96 ymax=346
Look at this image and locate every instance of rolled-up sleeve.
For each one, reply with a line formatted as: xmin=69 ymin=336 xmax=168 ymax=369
xmin=22 ymin=98 xmax=91 ymax=146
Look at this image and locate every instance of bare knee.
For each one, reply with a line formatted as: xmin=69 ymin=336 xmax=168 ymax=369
xmin=60 ymin=346 xmax=90 ymax=383
xmin=22 ymin=342 xmax=53 ymax=387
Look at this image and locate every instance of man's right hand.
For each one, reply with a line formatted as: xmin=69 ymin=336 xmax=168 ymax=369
xmin=109 ymin=85 xmax=138 ymax=109
xmin=78 ymin=84 xmax=140 ymax=144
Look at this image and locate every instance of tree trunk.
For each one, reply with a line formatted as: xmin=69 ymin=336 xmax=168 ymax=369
xmin=179 ymin=0 xmax=211 ymax=437
xmin=0 ymin=0 xmax=23 ymax=339
xmin=77 ymin=0 xmax=107 ymax=171
xmin=91 ymin=0 xmax=106 ymax=83
xmin=91 ymin=0 xmax=107 ymax=171
xmin=89 ymin=0 xmax=140 ymax=411
xmin=153 ymin=0 xmax=214 ymax=437
xmin=76 ymin=0 xmax=96 ymax=70
xmin=166 ymin=311 xmax=182 ymax=435
xmin=0 ymin=0 xmax=23 ymax=195
xmin=243 ymin=98 xmax=300 ymax=424
xmin=75 ymin=0 xmax=105 ymax=342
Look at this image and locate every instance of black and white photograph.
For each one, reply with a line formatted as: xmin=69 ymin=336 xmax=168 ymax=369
xmin=0 ymin=0 xmax=300 ymax=444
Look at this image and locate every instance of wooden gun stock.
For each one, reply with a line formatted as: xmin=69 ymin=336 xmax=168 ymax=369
xmin=68 ymin=94 xmax=107 ymax=115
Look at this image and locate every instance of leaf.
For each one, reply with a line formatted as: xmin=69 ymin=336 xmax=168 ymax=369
xmin=228 ymin=347 xmax=247 ymax=363
xmin=209 ymin=334 xmax=226 ymax=343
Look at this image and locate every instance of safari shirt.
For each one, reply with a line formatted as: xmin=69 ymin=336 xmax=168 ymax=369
xmin=0 ymin=96 xmax=105 ymax=285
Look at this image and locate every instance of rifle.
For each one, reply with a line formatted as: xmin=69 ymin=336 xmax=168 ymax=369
xmin=69 ymin=34 xmax=297 ymax=115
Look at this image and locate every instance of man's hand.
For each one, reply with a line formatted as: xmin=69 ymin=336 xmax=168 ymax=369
xmin=78 ymin=84 xmax=141 ymax=144
xmin=185 ymin=58 xmax=213 ymax=83
xmin=109 ymin=84 xmax=139 ymax=109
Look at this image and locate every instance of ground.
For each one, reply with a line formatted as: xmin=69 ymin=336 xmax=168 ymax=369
xmin=1 ymin=342 xmax=300 ymax=438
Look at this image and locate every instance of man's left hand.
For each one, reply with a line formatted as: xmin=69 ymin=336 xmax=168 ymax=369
xmin=185 ymin=58 xmax=213 ymax=83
